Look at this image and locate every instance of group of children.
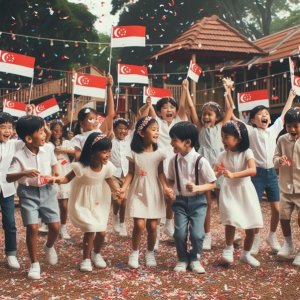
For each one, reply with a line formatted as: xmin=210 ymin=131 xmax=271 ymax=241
xmin=0 ymin=75 xmax=299 ymax=280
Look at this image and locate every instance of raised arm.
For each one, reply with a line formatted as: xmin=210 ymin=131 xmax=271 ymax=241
xmin=280 ymin=89 xmax=296 ymax=121
xmin=138 ymin=96 xmax=156 ymax=118
xmin=220 ymin=78 xmax=234 ymax=126
xmin=177 ymin=80 xmax=188 ymax=120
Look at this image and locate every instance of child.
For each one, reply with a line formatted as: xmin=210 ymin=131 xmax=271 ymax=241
xmin=7 ymin=115 xmax=61 ymax=280
xmin=54 ymin=132 xmax=118 ymax=272
xmin=187 ymin=78 xmax=234 ymax=250
xmin=110 ymin=118 xmax=131 ymax=236
xmin=49 ymin=120 xmax=74 ymax=239
xmin=168 ymin=121 xmax=216 ymax=273
xmin=71 ymin=74 xmax=115 ymax=161
xmin=119 ymin=116 xmax=172 ymax=268
xmin=273 ymin=107 xmax=300 ymax=266
xmin=215 ymin=121 xmax=263 ymax=267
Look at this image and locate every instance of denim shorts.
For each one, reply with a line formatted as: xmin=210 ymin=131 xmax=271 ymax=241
xmin=17 ymin=184 xmax=60 ymax=226
xmin=251 ymin=167 xmax=279 ymax=202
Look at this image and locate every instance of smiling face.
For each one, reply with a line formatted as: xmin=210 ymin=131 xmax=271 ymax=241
xmin=27 ymin=127 xmax=47 ymax=148
xmin=91 ymin=149 xmax=112 ymax=166
xmin=250 ymin=109 xmax=271 ymax=129
xmin=140 ymin=122 xmax=159 ymax=145
xmin=201 ymin=108 xmax=218 ymax=128
xmin=0 ymin=122 xmax=13 ymax=143
xmin=114 ymin=124 xmax=129 ymax=140
xmin=51 ymin=123 xmax=63 ymax=141
xmin=221 ymin=132 xmax=240 ymax=151
xmin=286 ymin=122 xmax=300 ymax=139
xmin=157 ymin=102 xmax=177 ymax=125
xmin=80 ymin=112 xmax=97 ymax=132
xmin=170 ymin=137 xmax=191 ymax=156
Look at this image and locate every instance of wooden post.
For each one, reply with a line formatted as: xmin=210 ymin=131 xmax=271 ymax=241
xmin=191 ymin=53 xmax=196 ymax=104
xmin=125 ymin=87 xmax=129 ymax=119
xmin=162 ymin=60 xmax=166 ymax=88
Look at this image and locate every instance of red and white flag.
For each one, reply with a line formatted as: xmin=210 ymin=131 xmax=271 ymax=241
xmin=289 ymin=57 xmax=300 ymax=96
xmin=143 ymin=86 xmax=172 ymax=104
xmin=238 ymin=89 xmax=269 ymax=112
xmin=36 ymin=98 xmax=60 ymax=118
xmin=118 ymin=64 xmax=148 ymax=84
xmin=187 ymin=60 xmax=202 ymax=82
xmin=111 ymin=25 xmax=146 ymax=48
xmin=74 ymin=73 xmax=107 ymax=99
xmin=3 ymin=99 xmax=26 ymax=117
xmin=0 ymin=50 xmax=35 ymax=78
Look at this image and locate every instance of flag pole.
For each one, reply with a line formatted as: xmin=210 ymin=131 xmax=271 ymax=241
xmin=69 ymin=70 xmax=76 ymax=131
xmin=28 ymin=75 xmax=34 ymax=104
xmin=108 ymin=26 xmax=113 ymax=75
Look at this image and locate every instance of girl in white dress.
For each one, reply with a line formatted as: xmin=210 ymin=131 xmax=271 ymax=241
xmin=119 ymin=116 xmax=173 ymax=269
xmin=55 ymin=132 xmax=118 ymax=272
xmin=215 ymin=121 xmax=263 ymax=267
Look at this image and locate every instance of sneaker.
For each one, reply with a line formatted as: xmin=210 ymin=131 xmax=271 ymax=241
xmin=80 ymin=259 xmax=93 ymax=272
xmin=154 ymin=226 xmax=161 ymax=251
xmin=38 ymin=223 xmax=48 ymax=233
xmin=250 ymin=234 xmax=261 ymax=255
xmin=174 ymin=261 xmax=188 ymax=272
xmin=60 ymin=226 xmax=71 ymax=240
xmin=28 ymin=262 xmax=41 ymax=280
xmin=266 ymin=234 xmax=281 ymax=253
xmin=240 ymin=254 xmax=260 ymax=267
xmin=113 ymin=214 xmax=120 ymax=233
xmin=128 ymin=251 xmax=139 ymax=269
xmin=292 ymin=251 xmax=300 ymax=266
xmin=91 ymin=252 xmax=107 ymax=268
xmin=203 ymin=234 xmax=212 ymax=251
xmin=164 ymin=219 xmax=174 ymax=237
xmin=43 ymin=243 xmax=58 ymax=265
xmin=277 ymin=242 xmax=295 ymax=259
xmin=190 ymin=261 xmax=205 ymax=274
xmin=145 ymin=251 xmax=157 ymax=267
xmin=119 ymin=223 xmax=128 ymax=237
xmin=222 ymin=248 xmax=234 ymax=264
xmin=7 ymin=256 xmax=20 ymax=269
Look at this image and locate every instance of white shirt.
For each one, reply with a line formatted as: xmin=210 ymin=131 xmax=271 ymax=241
xmin=246 ymin=117 xmax=283 ymax=169
xmin=168 ymin=148 xmax=216 ymax=197
xmin=0 ymin=139 xmax=24 ymax=197
xmin=70 ymin=129 xmax=100 ymax=151
xmin=8 ymin=143 xmax=57 ymax=187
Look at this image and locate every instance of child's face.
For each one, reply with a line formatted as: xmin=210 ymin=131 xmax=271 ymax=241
xmin=0 ymin=122 xmax=13 ymax=143
xmin=157 ymin=103 xmax=177 ymax=124
xmin=51 ymin=124 xmax=63 ymax=140
xmin=286 ymin=122 xmax=300 ymax=139
xmin=92 ymin=149 xmax=112 ymax=166
xmin=80 ymin=112 xmax=97 ymax=132
xmin=201 ymin=108 xmax=218 ymax=128
xmin=170 ymin=137 xmax=190 ymax=155
xmin=221 ymin=132 xmax=240 ymax=151
xmin=67 ymin=131 xmax=74 ymax=140
xmin=27 ymin=127 xmax=47 ymax=147
xmin=140 ymin=122 xmax=159 ymax=145
xmin=114 ymin=124 xmax=129 ymax=140
xmin=251 ymin=109 xmax=270 ymax=129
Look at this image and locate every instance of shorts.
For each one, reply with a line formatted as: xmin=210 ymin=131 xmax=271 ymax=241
xmin=17 ymin=184 xmax=60 ymax=226
xmin=111 ymin=176 xmax=128 ymax=201
xmin=279 ymin=192 xmax=300 ymax=220
xmin=251 ymin=167 xmax=280 ymax=202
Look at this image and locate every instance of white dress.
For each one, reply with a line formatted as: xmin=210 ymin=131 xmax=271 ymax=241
xmin=68 ymin=161 xmax=115 ymax=232
xmin=217 ymin=149 xmax=263 ymax=229
xmin=126 ymin=150 xmax=166 ymax=219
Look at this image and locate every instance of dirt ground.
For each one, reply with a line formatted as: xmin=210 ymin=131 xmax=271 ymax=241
xmin=0 ymin=201 xmax=300 ymax=300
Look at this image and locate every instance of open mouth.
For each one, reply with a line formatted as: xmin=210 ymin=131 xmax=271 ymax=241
xmin=166 ymin=113 xmax=173 ymax=118
xmin=261 ymin=119 xmax=268 ymax=124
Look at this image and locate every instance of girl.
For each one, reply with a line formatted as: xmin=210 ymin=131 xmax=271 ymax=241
xmin=119 ymin=116 xmax=173 ymax=269
xmin=49 ymin=120 xmax=74 ymax=239
xmin=187 ymin=78 xmax=234 ymax=250
xmin=54 ymin=132 xmax=118 ymax=272
xmin=215 ymin=121 xmax=263 ymax=267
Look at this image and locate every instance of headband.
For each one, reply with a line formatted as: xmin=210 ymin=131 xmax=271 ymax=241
xmin=92 ymin=134 xmax=107 ymax=146
xmin=137 ymin=116 xmax=152 ymax=133
xmin=113 ymin=118 xmax=129 ymax=125
xmin=202 ymin=101 xmax=222 ymax=113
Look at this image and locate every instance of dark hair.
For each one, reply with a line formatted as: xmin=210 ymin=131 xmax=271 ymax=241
xmin=131 ymin=116 xmax=158 ymax=153
xmin=0 ymin=112 xmax=14 ymax=125
xmin=222 ymin=121 xmax=249 ymax=152
xmin=169 ymin=121 xmax=198 ymax=147
xmin=16 ymin=115 xmax=44 ymax=141
xmin=74 ymin=107 xmax=97 ymax=135
xmin=49 ymin=120 xmax=63 ymax=146
xmin=113 ymin=118 xmax=130 ymax=129
xmin=201 ymin=101 xmax=223 ymax=123
xmin=249 ymin=105 xmax=268 ymax=120
xmin=284 ymin=107 xmax=300 ymax=124
xmin=79 ymin=132 xmax=112 ymax=166
xmin=156 ymin=97 xmax=178 ymax=112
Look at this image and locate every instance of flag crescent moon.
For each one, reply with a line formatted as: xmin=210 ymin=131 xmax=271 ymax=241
xmin=1 ymin=53 xmax=8 ymax=62
xmin=77 ymin=75 xmax=85 ymax=85
xmin=120 ymin=66 xmax=127 ymax=74
xmin=35 ymin=104 xmax=44 ymax=114
xmin=294 ymin=76 xmax=300 ymax=87
xmin=5 ymin=100 xmax=14 ymax=108
xmin=240 ymin=94 xmax=247 ymax=103
xmin=114 ymin=28 xmax=121 ymax=38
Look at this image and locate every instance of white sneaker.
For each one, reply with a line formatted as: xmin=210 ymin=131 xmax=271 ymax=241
xmin=38 ymin=223 xmax=48 ymax=233
xmin=91 ymin=252 xmax=107 ymax=268
xmin=154 ymin=226 xmax=161 ymax=251
xmin=60 ymin=226 xmax=71 ymax=240
xmin=128 ymin=251 xmax=139 ymax=269
xmin=7 ymin=256 xmax=20 ymax=269
xmin=174 ymin=261 xmax=188 ymax=272
xmin=190 ymin=261 xmax=205 ymax=274
xmin=266 ymin=234 xmax=281 ymax=253
xmin=112 ymin=214 xmax=120 ymax=233
xmin=145 ymin=251 xmax=157 ymax=267
xmin=203 ymin=234 xmax=212 ymax=251
xmin=277 ymin=242 xmax=295 ymax=259
xmin=119 ymin=223 xmax=128 ymax=237
xmin=240 ymin=254 xmax=260 ymax=267
xmin=28 ymin=262 xmax=41 ymax=280
xmin=292 ymin=251 xmax=300 ymax=266
xmin=222 ymin=248 xmax=234 ymax=264
xmin=80 ymin=259 xmax=93 ymax=272
xmin=250 ymin=234 xmax=261 ymax=255
xmin=164 ymin=219 xmax=174 ymax=237
xmin=43 ymin=243 xmax=58 ymax=265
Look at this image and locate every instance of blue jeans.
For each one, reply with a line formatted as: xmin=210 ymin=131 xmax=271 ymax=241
xmin=172 ymin=194 xmax=207 ymax=262
xmin=0 ymin=193 xmax=17 ymax=256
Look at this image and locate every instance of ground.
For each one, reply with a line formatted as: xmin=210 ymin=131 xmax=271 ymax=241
xmin=0 ymin=201 xmax=300 ymax=300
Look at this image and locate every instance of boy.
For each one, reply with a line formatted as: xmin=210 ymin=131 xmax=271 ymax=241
xmin=7 ymin=115 xmax=60 ymax=280
xmin=167 ymin=121 xmax=216 ymax=273
xmin=273 ymin=107 xmax=300 ymax=266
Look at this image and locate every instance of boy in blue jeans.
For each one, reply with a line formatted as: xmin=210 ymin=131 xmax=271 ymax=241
xmin=167 ymin=121 xmax=216 ymax=273
xmin=7 ymin=115 xmax=60 ymax=280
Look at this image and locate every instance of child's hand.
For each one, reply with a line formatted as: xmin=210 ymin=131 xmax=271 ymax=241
xmin=186 ymin=182 xmax=197 ymax=193
xmin=24 ymin=169 xmax=40 ymax=178
xmin=25 ymin=104 xmax=36 ymax=116
xmin=223 ymin=170 xmax=235 ymax=179
xmin=182 ymin=79 xmax=189 ymax=90
xmin=117 ymin=188 xmax=126 ymax=201
xmin=146 ymin=96 xmax=152 ymax=107
xmin=44 ymin=121 xmax=51 ymax=138
xmin=164 ymin=186 xmax=175 ymax=201
xmin=222 ymin=77 xmax=234 ymax=91
xmin=106 ymin=73 xmax=114 ymax=87
xmin=279 ymin=155 xmax=292 ymax=167
xmin=289 ymin=88 xmax=297 ymax=99
xmin=215 ymin=163 xmax=225 ymax=177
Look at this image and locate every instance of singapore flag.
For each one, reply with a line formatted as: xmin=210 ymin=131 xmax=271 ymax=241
xmin=143 ymin=86 xmax=172 ymax=104
xmin=36 ymin=98 xmax=60 ymax=118
xmin=0 ymin=50 xmax=35 ymax=78
xmin=289 ymin=57 xmax=300 ymax=96
xmin=3 ymin=99 xmax=26 ymax=117
xmin=238 ymin=89 xmax=269 ymax=112
xmin=118 ymin=64 xmax=148 ymax=84
xmin=187 ymin=60 xmax=202 ymax=82
xmin=111 ymin=26 xmax=146 ymax=48
xmin=74 ymin=73 xmax=107 ymax=99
